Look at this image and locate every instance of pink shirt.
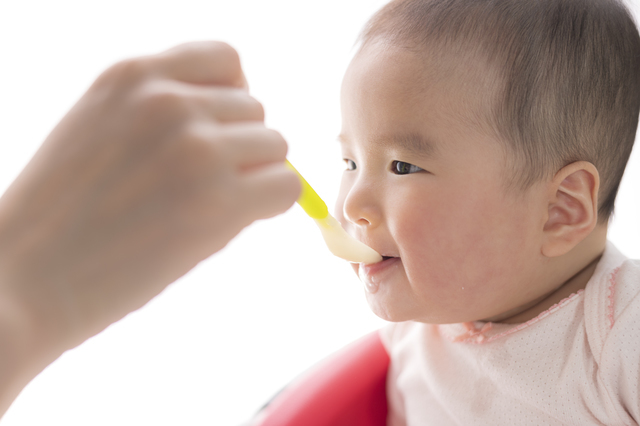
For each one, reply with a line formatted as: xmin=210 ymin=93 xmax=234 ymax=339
xmin=381 ymin=242 xmax=640 ymax=425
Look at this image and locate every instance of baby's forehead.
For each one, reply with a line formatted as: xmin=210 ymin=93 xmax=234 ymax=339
xmin=351 ymin=41 xmax=502 ymax=112
xmin=343 ymin=42 xmax=502 ymax=145
xmin=356 ymin=37 xmax=502 ymax=90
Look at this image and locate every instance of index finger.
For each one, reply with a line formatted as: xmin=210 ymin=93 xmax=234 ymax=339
xmin=153 ymin=41 xmax=248 ymax=88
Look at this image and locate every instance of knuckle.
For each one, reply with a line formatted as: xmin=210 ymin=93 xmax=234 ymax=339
xmin=165 ymin=41 xmax=242 ymax=80
xmin=205 ymin=41 xmax=243 ymax=85
xmin=135 ymin=82 xmax=189 ymax=123
xmin=207 ymin=41 xmax=241 ymax=68
xmin=174 ymin=41 xmax=241 ymax=73
xmin=211 ymin=89 xmax=264 ymax=122
xmin=184 ymin=123 xmax=221 ymax=162
xmin=97 ymin=57 xmax=148 ymax=88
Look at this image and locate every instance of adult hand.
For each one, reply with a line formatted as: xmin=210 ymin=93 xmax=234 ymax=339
xmin=0 ymin=41 xmax=300 ymax=414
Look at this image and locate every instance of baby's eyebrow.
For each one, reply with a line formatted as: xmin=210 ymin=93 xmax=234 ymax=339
xmin=337 ymin=132 xmax=438 ymax=158
xmin=388 ymin=132 xmax=438 ymax=158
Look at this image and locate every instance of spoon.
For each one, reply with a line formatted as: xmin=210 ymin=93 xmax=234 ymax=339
xmin=285 ymin=160 xmax=382 ymax=264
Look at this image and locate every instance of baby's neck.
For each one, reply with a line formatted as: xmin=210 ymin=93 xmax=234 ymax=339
xmin=485 ymin=225 xmax=608 ymax=324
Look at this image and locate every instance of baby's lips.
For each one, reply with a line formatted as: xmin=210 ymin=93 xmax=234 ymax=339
xmin=361 ymin=254 xmax=395 ymax=265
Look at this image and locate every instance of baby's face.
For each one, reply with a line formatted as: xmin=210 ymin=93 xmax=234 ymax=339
xmin=336 ymin=43 xmax=549 ymax=324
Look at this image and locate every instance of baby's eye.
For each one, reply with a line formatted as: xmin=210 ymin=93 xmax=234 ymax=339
xmin=344 ymin=159 xmax=357 ymax=171
xmin=392 ymin=161 xmax=423 ymax=175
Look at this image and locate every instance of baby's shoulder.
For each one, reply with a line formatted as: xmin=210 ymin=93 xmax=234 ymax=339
xmin=583 ymin=258 xmax=640 ymax=422
xmin=583 ymin=244 xmax=640 ymax=349
xmin=609 ymin=259 xmax=640 ymax=323
xmin=584 ymin=257 xmax=640 ymax=343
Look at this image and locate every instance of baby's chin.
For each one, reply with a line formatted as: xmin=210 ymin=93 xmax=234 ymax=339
xmin=361 ymin=277 xmax=488 ymax=324
xmin=352 ymin=257 xmax=481 ymax=323
xmin=364 ymin=294 xmax=407 ymax=323
xmin=364 ymin=297 xmax=447 ymax=324
xmin=355 ymin=264 xmax=426 ymax=323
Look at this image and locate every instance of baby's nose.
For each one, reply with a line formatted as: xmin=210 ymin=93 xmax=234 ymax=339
xmin=341 ymin=180 xmax=382 ymax=228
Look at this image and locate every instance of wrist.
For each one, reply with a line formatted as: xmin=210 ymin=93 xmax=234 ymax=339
xmin=0 ymin=290 xmax=42 ymax=417
xmin=0 ymin=247 xmax=66 ymax=418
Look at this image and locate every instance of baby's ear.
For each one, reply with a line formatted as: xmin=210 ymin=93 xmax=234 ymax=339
xmin=542 ymin=161 xmax=600 ymax=257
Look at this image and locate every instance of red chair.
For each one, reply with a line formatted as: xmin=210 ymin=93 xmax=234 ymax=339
xmin=252 ymin=331 xmax=390 ymax=426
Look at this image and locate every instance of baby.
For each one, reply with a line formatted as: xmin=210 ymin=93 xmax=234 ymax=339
xmin=335 ymin=0 xmax=640 ymax=424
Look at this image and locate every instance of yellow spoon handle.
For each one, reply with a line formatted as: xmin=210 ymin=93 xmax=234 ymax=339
xmin=285 ymin=160 xmax=329 ymax=219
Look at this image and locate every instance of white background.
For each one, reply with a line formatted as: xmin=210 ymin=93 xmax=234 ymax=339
xmin=0 ymin=1 xmax=638 ymax=425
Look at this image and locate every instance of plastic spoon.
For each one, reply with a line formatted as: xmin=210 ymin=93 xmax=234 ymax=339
xmin=285 ymin=160 xmax=382 ymax=264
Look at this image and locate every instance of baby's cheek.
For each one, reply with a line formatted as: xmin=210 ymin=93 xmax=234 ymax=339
xmin=399 ymin=202 xmax=508 ymax=286
xmin=395 ymin=214 xmax=458 ymax=291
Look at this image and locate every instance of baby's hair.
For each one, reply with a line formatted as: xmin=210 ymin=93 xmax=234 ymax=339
xmin=360 ymin=0 xmax=640 ymax=220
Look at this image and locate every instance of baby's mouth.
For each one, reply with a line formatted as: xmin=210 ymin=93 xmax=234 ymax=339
xmin=357 ymin=255 xmax=400 ymax=294
xmin=371 ymin=255 xmax=397 ymax=265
